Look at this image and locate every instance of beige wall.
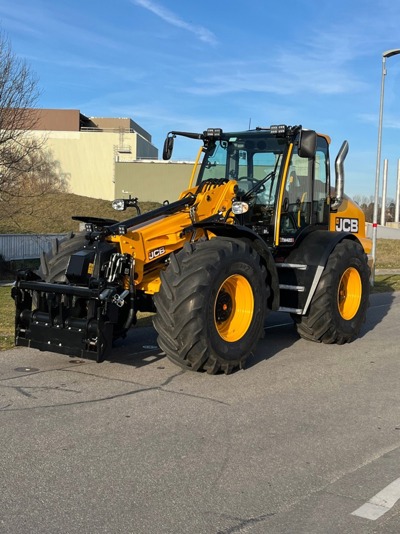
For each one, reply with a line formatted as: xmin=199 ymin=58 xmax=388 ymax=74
xmin=35 ymin=129 xmax=158 ymax=200
xmin=12 ymin=108 xmax=172 ymax=202
xmin=114 ymin=161 xmax=200 ymax=203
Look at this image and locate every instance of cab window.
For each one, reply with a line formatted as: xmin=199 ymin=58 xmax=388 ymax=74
xmin=279 ymin=135 xmax=329 ymax=241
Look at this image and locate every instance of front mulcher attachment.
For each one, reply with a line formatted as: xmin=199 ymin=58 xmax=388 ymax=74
xmin=12 ymin=240 xmax=135 ymax=363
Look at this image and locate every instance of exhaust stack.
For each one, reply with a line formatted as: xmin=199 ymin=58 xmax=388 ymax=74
xmin=331 ymin=140 xmax=349 ymax=210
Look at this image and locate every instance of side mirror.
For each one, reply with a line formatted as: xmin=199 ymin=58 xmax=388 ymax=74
xmin=163 ymin=135 xmax=174 ymax=160
xmin=298 ymin=130 xmax=317 ymax=159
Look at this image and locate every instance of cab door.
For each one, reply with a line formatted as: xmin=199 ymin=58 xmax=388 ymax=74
xmin=277 ymin=136 xmax=329 ymax=247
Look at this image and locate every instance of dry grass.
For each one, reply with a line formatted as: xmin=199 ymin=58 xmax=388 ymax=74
xmin=0 ymin=192 xmax=161 ymax=234
xmin=376 ymin=239 xmax=400 ymax=269
xmin=0 ymin=286 xmax=15 ymax=350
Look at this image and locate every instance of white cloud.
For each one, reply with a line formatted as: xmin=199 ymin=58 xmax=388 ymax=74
xmin=180 ymin=21 xmax=372 ymax=98
xmin=383 ymin=117 xmax=400 ymax=129
xmin=132 ymin=0 xmax=217 ymax=45
xmin=358 ymin=113 xmax=400 ymax=129
xmin=182 ymin=55 xmax=367 ymax=97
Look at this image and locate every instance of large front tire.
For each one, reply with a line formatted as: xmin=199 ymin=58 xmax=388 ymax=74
xmin=153 ymin=238 xmax=270 ymax=374
xmin=293 ymin=239 xmax=370 ymax=344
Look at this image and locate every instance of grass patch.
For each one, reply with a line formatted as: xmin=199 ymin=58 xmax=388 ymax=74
xmin=0 ymin=286 xmax=15 ymax=351
xmin=376 ymin=239 xmax=400 ymax=269
xmin=0 ymin=192 xmax=161 ymax=234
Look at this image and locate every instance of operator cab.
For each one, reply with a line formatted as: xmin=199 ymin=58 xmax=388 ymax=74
xmin=195 ymin=125 xmax=330 ymax=251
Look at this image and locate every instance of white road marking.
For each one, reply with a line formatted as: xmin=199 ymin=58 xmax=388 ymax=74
xmin=351 ymin=477 xmax=400 ymax=520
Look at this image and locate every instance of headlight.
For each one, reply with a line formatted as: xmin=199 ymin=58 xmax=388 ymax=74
xmin=112 ymin=199 xmax=126 ymax=211
xmin=231 ymin=201 xmax=249 ymax=215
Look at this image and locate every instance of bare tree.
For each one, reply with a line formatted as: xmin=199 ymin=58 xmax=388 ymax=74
xmin=0 ymin=31 xmax=66 ymax=212
xmin=0 ymin=146 xmax=69 ymax=230
xmin=352 ymin=195 xmax=381 ymax=223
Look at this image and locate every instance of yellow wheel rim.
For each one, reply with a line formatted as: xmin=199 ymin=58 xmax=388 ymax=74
xmin=214 ymin=274 xmax=254 ymax=342
xmin=337 ymin=267 xmax=362 ymax=320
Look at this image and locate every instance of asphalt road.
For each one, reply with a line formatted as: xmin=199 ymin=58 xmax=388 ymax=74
xmin=1 ymin=291 xmax=400 ymax=534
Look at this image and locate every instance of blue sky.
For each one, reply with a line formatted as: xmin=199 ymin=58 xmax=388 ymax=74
xmin=1 ymin=0 xmax=400 ymax=199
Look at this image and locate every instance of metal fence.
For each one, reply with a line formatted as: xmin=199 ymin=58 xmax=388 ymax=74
xmin=0 ymin=234 xmax=67 ymax=261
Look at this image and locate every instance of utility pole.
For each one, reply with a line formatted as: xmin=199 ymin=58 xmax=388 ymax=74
xmin=395 ymin=159 xmax=400 ymax=223
xmin=380 ymin=159 xmax=388 ymax=226
xmin=372 ymin=49 xmax=400 ymax=284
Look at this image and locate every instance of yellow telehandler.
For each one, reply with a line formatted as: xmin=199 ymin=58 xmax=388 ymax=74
xmin=12 ymin=124 xmax=371 ymax=373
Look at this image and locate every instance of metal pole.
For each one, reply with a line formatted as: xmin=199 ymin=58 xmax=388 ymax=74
xmin=371 ymin=49 xmax=400 ymax=285
xmin=371 ymin=57 xmax=386 ymax=284
xmin=395 ymin=159 xmax=400 ymax=223
xmin=380 ymin=159 xmax=388 ymax=226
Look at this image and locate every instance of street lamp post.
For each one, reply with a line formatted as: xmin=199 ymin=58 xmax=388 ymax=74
xmin=395 ymin=159 xmax=400 ymax=223
xmin=371 ymin=49 xmax=400 ymax=285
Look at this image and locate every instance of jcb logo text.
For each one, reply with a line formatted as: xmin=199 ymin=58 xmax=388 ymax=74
xmin=335 ymin=217 xmax=359 ymax=233
xmin=149 ymin=246 xmax=166 ymax=261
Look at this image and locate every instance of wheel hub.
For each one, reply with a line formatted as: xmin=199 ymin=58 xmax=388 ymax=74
xmin=337 ymin=266 xmax=362 ymax=320
xmin=215 ymin=290 xmax=233 ymax=322
xmin=214 ymin=274 xmax=254 ymax=342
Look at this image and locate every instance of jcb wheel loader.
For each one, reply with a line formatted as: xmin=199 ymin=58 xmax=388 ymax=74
xmin=12 ymin=124 xmax=371 ymax=374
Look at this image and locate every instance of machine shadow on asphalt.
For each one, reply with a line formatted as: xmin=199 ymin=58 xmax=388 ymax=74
xmin=246 ymin=321 xmax=299 ymax=370
xmin=90 ymin=316 xmax=301 ymax=373
xmin=358 ymin=291 xmax=394 ymax=339
xmin=66 ymin=291 xmax=396 ymax=373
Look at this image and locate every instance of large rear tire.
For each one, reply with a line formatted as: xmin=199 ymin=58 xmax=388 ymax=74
xmin=153 ymin=237 xmax=270 ymax=374
xmin=37 ymin=232 xmax=87 ymax=282
xmin=293 ymin=239 xmax=370 ymax=344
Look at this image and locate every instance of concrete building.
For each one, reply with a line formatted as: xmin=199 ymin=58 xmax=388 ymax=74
xmin=28 ymin=109 xmax=160 ymax=200
xmin=22 ymin=108 xmax=200 ymax=203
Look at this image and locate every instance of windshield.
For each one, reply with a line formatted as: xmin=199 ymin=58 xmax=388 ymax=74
xmin=197 ymin=133 xmax=288 ymax=206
